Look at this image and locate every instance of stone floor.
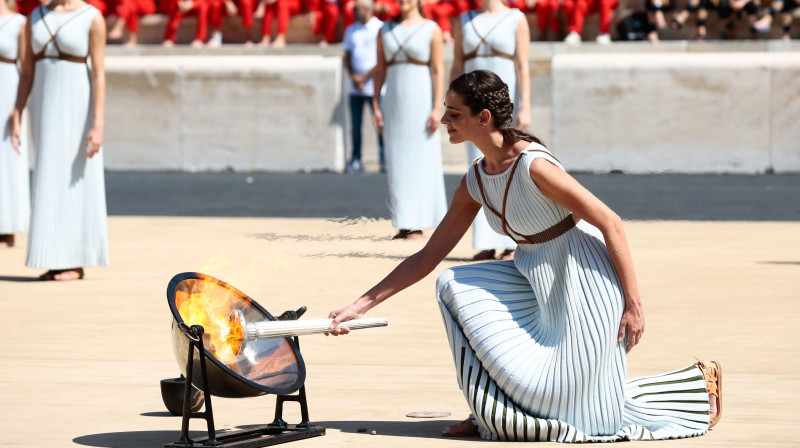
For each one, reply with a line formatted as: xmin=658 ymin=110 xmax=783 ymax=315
xmin=1 ymin=215 xmax=797 ymax=447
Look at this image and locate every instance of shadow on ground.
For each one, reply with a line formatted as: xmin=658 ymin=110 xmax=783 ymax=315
xmin=73 ymin=419 xmax=461 ymax=447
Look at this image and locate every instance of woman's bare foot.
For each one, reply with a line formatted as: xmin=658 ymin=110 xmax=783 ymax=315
xmin=0 ymin=234 xmax=14 ymax=248
xmin=259 ymin=35 xmax=272 ymax=46
xmin=696 ymin=360 xmax=722 ymax=428
xmin=392 ymin=229 xmax=423 ymax=240
xmin=442 ymin=417 xmax=478 ymax=437
xmin=162 ymin=39 xmax=176 ymax=47
xmin=190 ymin=39 xmax=205 ymax=48
xmin=272 ymin=34 xmax=286 ymax=47
xmin=108 ymin=18 xmax=126 ymax=40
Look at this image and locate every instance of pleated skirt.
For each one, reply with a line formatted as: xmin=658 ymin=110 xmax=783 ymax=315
xmin=26 ymin=60 xmax=108 ymax=269
xmin=381 ymin=64 xmax=447 ymax=230
xmin=435 ymin=260 xmax=711 ymax=442
xmin=0 ymin=63 xmax=30 ymax=234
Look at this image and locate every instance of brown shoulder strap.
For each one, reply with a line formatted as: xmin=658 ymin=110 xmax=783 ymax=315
xmin=35 ymin=5 xmax=92 ymax=60
xmin=473 ymin=148 xmax=563 ymax=243
xmin=464 ymin=10 xmax=515 ymax=60
xmin=386 ymin=21 xmax=429 ymax=66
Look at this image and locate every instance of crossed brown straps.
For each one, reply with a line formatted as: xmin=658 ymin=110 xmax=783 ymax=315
xmin=385 ymin=22 xmax=429 ymax=68
xmin=463 ymin=10 xmax=515 ymax=62
xmin=473 ymin=149 xmax=580 ymax=244
xmin=33 ymin=5 xmax=92 ymax=64
xmin=0 ymin=16 xmax=19 ymax=64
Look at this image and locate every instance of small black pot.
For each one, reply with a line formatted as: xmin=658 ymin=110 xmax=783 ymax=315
xmin=160 ymin=376 xmax=205 ymax=416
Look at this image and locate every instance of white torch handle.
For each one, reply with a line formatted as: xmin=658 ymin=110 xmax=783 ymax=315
xmin=245 ymin=317 xmax=388 ymax=340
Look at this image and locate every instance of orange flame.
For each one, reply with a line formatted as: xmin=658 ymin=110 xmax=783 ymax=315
xmin=175 ymin=278 xmax=242 ymax=365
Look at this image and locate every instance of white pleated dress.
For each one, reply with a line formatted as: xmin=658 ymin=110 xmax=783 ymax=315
xmin=436 ymin=144 xmax=711 ymax=441
xmin=380 ymin=20 xmax=447 ymax=231
xmin=0 ymin=13 xmax=30 ymax=235
xmin=26 ymin=5 xmax=109 ymax=269
xmin=461 ymin=9 xmax=524 ymax=250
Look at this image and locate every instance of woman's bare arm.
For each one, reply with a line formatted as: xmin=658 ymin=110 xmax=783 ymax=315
xmin=328 ymin=176 xmax=481 ymax=332
xmin=86 ymin=13 xmax=106 ymax=158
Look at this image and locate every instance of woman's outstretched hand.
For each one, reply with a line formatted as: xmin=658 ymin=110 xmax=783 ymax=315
xmin=327 ymin=303 xmax=364 ymax=336
xmin=618 ymin=299 xmax=645 ymax=353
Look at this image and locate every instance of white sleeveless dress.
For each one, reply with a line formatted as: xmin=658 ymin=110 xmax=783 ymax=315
xmin=26 ymin=5 xmax=109 ymax=269
xmin=435 ymin=144 xmax=711 ymax=441
xmin=380 ymin=20 xmax=447 ymax=231
xmin=0 ymin=13 xmax=30 ymax=235
xmin=461 ymin=8 xmax=524 ymax=251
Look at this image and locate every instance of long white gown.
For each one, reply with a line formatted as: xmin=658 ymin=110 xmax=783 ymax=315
xmin=0 ymin=13 xmax=30 ymax=235
xmin=26 ymin=5 xmax=109 ymax=269
xmin=380 ymin=20 xmax=447 ymax=231
xmin=436 ymin=144 xmax=711 ymax=441
xmin=461 ymin=8 xmax=524 ymax=251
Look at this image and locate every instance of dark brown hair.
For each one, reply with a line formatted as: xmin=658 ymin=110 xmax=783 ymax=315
xmin=449 ymin=70 xmax=544 ymax=146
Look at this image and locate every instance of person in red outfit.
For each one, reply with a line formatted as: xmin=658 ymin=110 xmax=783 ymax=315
xmin=310 ymin=0 xmax=339 ymax=44
xmin=208 ymin=0 xmax=256 ymax=45
xmin=86 ymin=0 xmax=111 ymax=15
xmin=107 ymin=0 xmax=156 ymax=45
xmin=562 ymin=0 xmax=618 ymax=44
xmin=422 ymin=0 xmax=460 ymax=41
xmin=254 ymin=0 xmax=278 ymax=44
xmin=15 ymin=0 xmax=46 ymax=15
xmin=342 ymin=0 xmax=397 ymax=29
xmin=162 ymin=0 xmax=210 ymax=46
xmin=268 ymin=0 xmax=312 ymax=46
xmin=514 ymin=0 xmax=561 ymax=40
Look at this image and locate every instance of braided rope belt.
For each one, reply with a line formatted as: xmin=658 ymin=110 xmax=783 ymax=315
xmin=517 ymin=214 xmax=580 ymax=244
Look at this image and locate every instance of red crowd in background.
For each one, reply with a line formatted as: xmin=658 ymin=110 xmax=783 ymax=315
xmin=14 ymin=0 xmax=797 ymax=46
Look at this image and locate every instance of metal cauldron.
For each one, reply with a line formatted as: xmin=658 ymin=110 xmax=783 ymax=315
xmin=167 ymin=272 xmax=306 ymax=398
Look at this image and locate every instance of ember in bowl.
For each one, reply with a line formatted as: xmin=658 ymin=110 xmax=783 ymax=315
xmin=167 ymin=272 xmax=305 ymax=398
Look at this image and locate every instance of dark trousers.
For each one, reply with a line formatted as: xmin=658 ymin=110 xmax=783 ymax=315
xmin=349 ymin=94 xmax=385 ymax=165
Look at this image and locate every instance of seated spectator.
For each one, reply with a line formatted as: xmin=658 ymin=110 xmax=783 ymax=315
xmin=342 ymin=0 xmax=398 ymax=29
xmin=422 ymin=0 xmax=468 ymax=42
xmin=271 ymin=0 xmax=314 ymax=47
xmin=752 ymin=0 xmax=795 ymax=39
xmin=562 ymin=0 xmax=620 ymax=44
xmin=718 ymin=0 xmax=760 ymax=38
xmin=107 ymin=0 xmax=157 ymax=46
xmin=669 ymin=0 xmax=710 ymax=39
xmin=255 ymin=0 xmax=279 ymax=44
xmin=15 ymin=0 xmax=43 ymax=15
xmin=209 ymin=0 xmax=256 ymax=45
xmin=513 ymin=0 xmax=562 ymax=40
xmin=162 ymin=0 xmax=210 ymax=46
xmin=311 ymin=0 xmax=340 ymax=44
xmin=87 ymin=0 xmax=112 ymax=16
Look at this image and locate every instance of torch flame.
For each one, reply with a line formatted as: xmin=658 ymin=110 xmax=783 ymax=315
xmin=175 ymin=278 xmax=244 ymax=365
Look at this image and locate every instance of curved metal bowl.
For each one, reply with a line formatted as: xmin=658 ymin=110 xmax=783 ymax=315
xmin=167 ymin=272 xmax=306 ymax=398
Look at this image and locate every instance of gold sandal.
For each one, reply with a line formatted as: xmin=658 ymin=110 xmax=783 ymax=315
xmin=695 ymin=359 xmax=722 ymax=429
xmin=442 ymin=417 xmax=478 ymax=437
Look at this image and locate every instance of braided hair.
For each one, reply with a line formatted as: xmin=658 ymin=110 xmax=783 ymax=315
xmin=449 ymin=70 xmax=544 ymax=146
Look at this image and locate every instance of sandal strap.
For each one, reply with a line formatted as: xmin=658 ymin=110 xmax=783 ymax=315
xmin=696 ymin=360 xmax=720 ymax=397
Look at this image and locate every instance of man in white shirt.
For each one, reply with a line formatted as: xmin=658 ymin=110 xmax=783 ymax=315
xmin=343 ymin=0 xmax=385 ymax=173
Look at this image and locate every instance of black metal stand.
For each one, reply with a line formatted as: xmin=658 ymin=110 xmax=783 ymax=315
xmin=165 ymin=323 xmax=325 ymax=448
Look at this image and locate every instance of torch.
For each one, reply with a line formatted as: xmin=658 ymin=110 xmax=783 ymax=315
xmin=226 ymin=309 xmax=388 ymax=355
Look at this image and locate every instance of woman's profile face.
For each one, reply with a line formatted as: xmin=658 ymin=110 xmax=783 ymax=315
xmin=441 ymin=89 xmax=483 ymax=145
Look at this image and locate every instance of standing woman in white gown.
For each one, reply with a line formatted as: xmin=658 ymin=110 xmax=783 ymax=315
xmin=372 ymin=0 xmax=447 ymax=240
xmin=10 ymin=0 xmax=109 ymax=280
xmin=0 ymin=0 xmax=29 ymax=249
xmin=450 ymin=0 xmax=530 ymax=261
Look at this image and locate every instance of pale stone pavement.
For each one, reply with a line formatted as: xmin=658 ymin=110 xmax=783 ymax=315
xmin=0 ymin=174 xmax=798 ymax=447
xmin=1 ymin=218 xmax=797 ymax=447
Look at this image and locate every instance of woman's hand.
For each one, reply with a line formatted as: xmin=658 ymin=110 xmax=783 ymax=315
xmin=8 ymin=111 xmax=22 ymax=155
xmin=86 ymin=126 xmax=103 ymax=158
xmin=373 ymin=107 xmax=384 ymax=134
xmin=327 ymin=303 xmax=366 ymax=336
xmin=515 ymin=108 xmax=531 ymax=130
xmin=426 ymin=108 xmax=441 ymax=135
xmin=618 ymin=298 xmax=644 ymax=353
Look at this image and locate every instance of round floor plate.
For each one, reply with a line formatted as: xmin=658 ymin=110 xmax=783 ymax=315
xmin=405 ymin=411 xmax=452 ymax=418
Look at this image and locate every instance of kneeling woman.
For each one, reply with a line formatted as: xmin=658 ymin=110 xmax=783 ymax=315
xmin=328 ymin=69 xmax=721 ymax=442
